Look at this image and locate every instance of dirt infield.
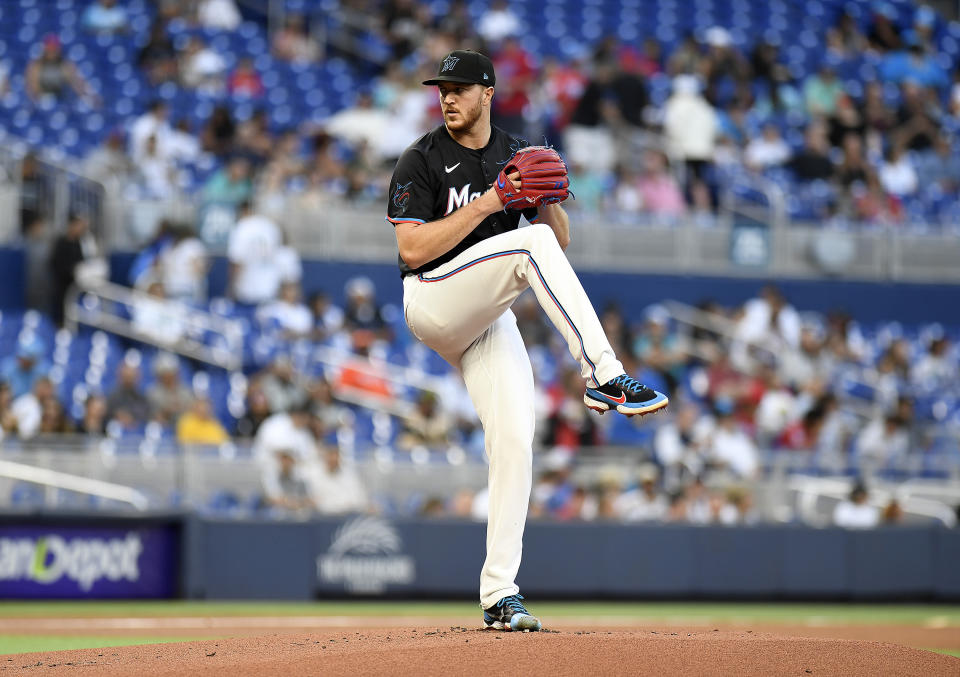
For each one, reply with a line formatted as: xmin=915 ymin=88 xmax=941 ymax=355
xmin=3 ymin=627 xmax=958 ymax=677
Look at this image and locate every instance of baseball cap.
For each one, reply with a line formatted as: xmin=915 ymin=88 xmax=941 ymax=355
xmin=422 ymin=50 xmax=496 ymax=87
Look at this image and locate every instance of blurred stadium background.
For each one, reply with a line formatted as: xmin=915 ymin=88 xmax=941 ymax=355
xmin=0 ymin=0 xmax=959 ymax=608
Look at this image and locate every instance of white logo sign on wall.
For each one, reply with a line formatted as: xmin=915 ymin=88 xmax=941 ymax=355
xmin=316 ymin=517 xmax=415 ymax=593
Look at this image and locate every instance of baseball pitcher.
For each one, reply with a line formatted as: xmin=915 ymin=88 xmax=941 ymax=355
xmin=387 ymin=50 xmax=669 ymax=631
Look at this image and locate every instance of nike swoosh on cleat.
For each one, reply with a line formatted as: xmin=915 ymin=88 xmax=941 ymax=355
xmin=445 ymin=163 xmax=460 ymax=173
xmin=608 ymin=392 xmax=627 ymax=404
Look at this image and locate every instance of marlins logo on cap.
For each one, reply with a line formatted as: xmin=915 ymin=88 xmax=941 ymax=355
xmin=423 ymin=50 xmax=496 ymax=87
xmin=441 ymin=55 xmax=460 ymax=72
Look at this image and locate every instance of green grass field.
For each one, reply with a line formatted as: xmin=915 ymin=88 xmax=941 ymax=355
xmin=0 ymin=601 xmax=957 ymax=657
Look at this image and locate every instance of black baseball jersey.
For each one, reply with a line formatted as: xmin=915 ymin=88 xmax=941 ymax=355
xmin=386 ymin=124 xmax=539 ymax=277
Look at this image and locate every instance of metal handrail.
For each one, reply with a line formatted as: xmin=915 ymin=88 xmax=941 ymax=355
xmin=64 ymin=280 xmax=245 ymax=371
xmin=0 ymin=458 xmax=149 ymax=510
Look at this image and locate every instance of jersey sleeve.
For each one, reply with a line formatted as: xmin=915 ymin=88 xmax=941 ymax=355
xmin=386 ymin=148 xmax=434 ymax=227
xmin=522 ymin=206 xmax=540 ymax=224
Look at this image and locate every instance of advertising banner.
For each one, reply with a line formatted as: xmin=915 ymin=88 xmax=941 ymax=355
xmin=0 ymin=524 xmax=179 ymax=598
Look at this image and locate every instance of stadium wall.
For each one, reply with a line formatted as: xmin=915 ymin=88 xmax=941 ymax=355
xmin=3 ymin=513 xmax=959 ymax=600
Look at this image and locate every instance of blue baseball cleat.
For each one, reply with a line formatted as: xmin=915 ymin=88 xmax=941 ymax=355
xmin=584 ymin=374 xmax=669 ymax=417
xmin=482 ymin=594 xmax=542 ymax=632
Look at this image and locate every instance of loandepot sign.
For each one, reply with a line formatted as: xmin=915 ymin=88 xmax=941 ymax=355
xmin=317 ymin=516 xmax=415 ymax=593
xmin=0 ymin=533 xmax=143 ymax=591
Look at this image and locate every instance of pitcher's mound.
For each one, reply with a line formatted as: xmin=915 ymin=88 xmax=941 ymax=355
xmin=6 ymin=628 xmax=958 ymax=676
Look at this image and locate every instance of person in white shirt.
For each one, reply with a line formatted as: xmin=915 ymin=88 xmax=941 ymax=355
xmin=197 ymin=0 xmax=242 ymax=31
xmin=613 ymin=467 xmax=668 ymax=522
xmin=129 ymin=100 xmax=172 ymax=164
xmin=663 ymin=75 xmax=718 ymax=166
xmin=228 ymin=201 xmax=297 ymax=305
xmin=478 ymin=0 xmax=522 ymax=43
xmin=131 ymin=281 xmax=186 ymax=345
xmin=833 ymin=483 xmax=880 ymax=528
xmin=10 ymin=376 xmax=54 ymax=440
xmin=307 ymin=444 xmax=369 ymax=515
xmin=744 ymin=123 xmax=791 ymax=169
xmin=257 ymin=281 xmax=313 ymax=338
xmin=707 ymin=403 xmax=759 ymax=479
xmin=254 ymin=406 xmax=316 ymax=462
xmin=180 ymin=37 xmax=227 ymax=95
xmin=138 ymin=134 xmax=177 ymax=199
xmin=878 ymin=144 xmax=918 ymax=197
xmin=82 ymin=0 xmax=127 ymax=34
xmin=855 ymin=414 xmax=909 ymax=465
xmin=159 ymin=226 xmax=208 ymax=302
xmin=734 ymin=286 xmax=801 ymax=370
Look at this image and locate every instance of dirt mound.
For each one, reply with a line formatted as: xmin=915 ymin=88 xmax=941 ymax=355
xmin=3 ymin=628 xmax=957 ymax=676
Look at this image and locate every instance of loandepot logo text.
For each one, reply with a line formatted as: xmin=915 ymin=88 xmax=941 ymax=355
xmin=317 ymin=517 xmax=415 ymax=593
xmin=0 ymin=534 xmax=143 ymax=591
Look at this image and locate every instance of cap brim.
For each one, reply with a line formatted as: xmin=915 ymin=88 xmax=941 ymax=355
xmin=422 ymin=75 xmax=489 ymax=86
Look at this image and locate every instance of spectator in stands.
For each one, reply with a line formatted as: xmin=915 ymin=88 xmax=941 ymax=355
xmin=272 ymin=14 xmax=318 ymax=63
xmin=491 ymin=38 xmax=537 ymax=136
xmin=1 ymin=337 xmax=49 ymax=399
xmin=951 ymin=68 xmax=960 ymax=118
xmin=831 ymin=9 xmax=867 ymax=55
xmin=853 ymin=172 xmax=904 ymax=224
xmin=180 ymin=36 xmax=227 ymax=95
xmin=914 ymin=133 xmax=960 ymax=194
xmin=736 ymin=285 xmax=801 ymax=353
xmin=701 ymin=26 xmax=750 ymax=105
xmin=257 ymin=281 xmax=313 ymax=340
xmin=131 ymin=281 xmax=187 ymax=345
xmin=614 ymin=466 xmax=668 ymax=522
xmin=878 ymin=144 xmax=918 ymax=197
xmin=309 ymin=291 xmax=345 ymax=341
xmin=776 ymin=407 xmax=826 ymax=452
xmin=263 ymin=450 xmax=315 ymax=513
xmin=176 ymin=396 xmax=229 ymax=445
xmin=564 ymin=62 xmax=621 ymax=173
xmin=201 ymin=105 xmax=237 ymax=158
xmin=308 ymin=444 xmax=369 ymax=515
xmin=235 ymin=381 xmax=271 ymax=438
xmin=158 ymin=224 xmax=207 ymax=303
xmin=147 ymin=352 xmax=192 ymax=427
xmin=49 ymin=213 xmax=97 ymax=327
xmin=835 ymin=133 xmax=871 ymax=189
xmin=138 ymin=20 xmax=178 ymax=85
xmin=25 ymin=34 xmax=96 ymax=104
xmin=228 ymin=57 xmax=264 ymax=99
xmin=833 ymin=482 xmax=880 ymax=528
xmin=9 ymin=376 xmax=55 ymax=440
xmin=478 ymin=0 xmax=521 ymax=43
xmin=744 ymin=123 xmax=791 ymax=170
xmin=750 ymin=40 xmax=791 ymax=110
xmin=205 ymin=152 xmax=251 ymax=205
xmin=544 ymin=368 xmax=600 ymax=450
xmin=227 ymin=199 xmax=297 ymax=305
xmin=18 ymin=152 xmax=51 ymax=235
xmin=260 ymin=355 xmax=307 ymax=413
xmin=895 ymin=81 xmax=939 ymax=152
xmin=663 ymin=75 xmax=717 ymax=210
xmin=343 ymin=276 xmax=387 ymax=336
xmin=803 ymin=63 xmax=844 ymax=117
xmin=130 ymin=100 xmax=173 ymax=164
xmin=82 ymin=0 xmax=127 ymax=34
xmin=106 ymin=360 xmax=151 ymax=431
xmin=84 ymin=130 xmax=136 ymax=189
xmin=37 ymin=396 xmax=73 ymax=436
xmin=635 ymin=150 xmax=685 ymax=218
xmin=197 ymin=0 xmax=241 ymax=31
xmin=912 ymin=337 xmax=955 ymax=387
xmin=137 ymin=134 xmax=177 ymax=199
xmin=167 ymin=119 xmax=201 ymax=166
xmin=654 ymin=404 xmax=707 ymax=485
xmin=306 ymin=377 xmax=349 ymax=436
xmin=855 ymin=414 xmax=909 ymax=465
xmin=787 ymin=122 xmax=835 ymax=182
xmin=666 ymin=33 xmax=703 ymax=77
xmin=867 ymin=4 xmax=903 ymax=53
xmin=236 ymin=109 xmax=274 ymax=163
xmin=78 ymin=393 xmax=108 ymax=435
xmin=255 ymin=402 xmax=317 ymax=502
xmin=706 ymin=400 xmax=759 ymax=478
xmin=398 ymin=391 xmax=453 ymax=451
xmin=717 ymin=486 xmax=757 ymax=525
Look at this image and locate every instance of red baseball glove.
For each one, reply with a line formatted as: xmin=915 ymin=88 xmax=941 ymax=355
xmin=494 ymin=146 xmax=570 ymax=210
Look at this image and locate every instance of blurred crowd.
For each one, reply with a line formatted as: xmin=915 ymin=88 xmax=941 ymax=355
xmin=7 ymin=0 xmax=960 ymax=242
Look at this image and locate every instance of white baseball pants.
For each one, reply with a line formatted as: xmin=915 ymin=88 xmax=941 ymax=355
xmin=402 ymin=224 xmax=623 ymax=608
